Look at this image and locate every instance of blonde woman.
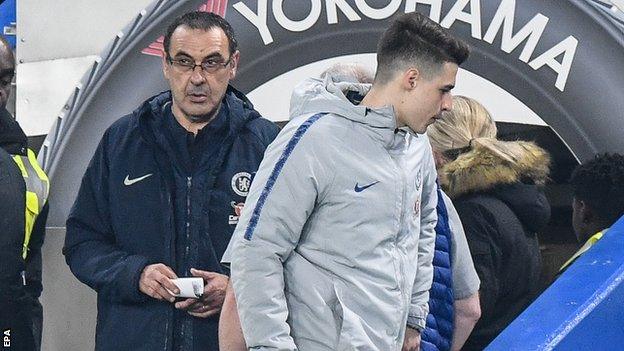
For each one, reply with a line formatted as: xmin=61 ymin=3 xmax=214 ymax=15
xmin=428 ymin=96 xmax=551 ymax=350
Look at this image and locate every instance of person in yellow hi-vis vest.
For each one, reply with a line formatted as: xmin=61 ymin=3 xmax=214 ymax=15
xmin=560 ymin=153 xmax=624 ymax=273
xmin=1 ymin=35 xmax=49 ymax=351
xmin=0 ymin=147 xmax=36 ymax=351
xmin=10 ymin=148 xmax=49 ymax=260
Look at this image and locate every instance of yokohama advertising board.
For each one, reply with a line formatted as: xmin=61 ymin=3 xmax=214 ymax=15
xmin=43 ymin=0 xmax=624 ymax=225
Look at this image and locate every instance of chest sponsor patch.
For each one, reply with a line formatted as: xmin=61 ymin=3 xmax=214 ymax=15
xmin=229 ymin=201 xmax=245 ymax=225
xmin=231 ymin=172 xmax=252 ymax=197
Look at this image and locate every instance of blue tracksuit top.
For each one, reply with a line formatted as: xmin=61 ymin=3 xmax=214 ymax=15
xmin=421 ymin=186 xmax=455 ymax=351
xmin=64 ymin=86 xmax=279 ymax=351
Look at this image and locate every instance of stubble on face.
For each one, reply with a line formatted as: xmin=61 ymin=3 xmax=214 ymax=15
xmin=421 ymin=63 xmax=457 ymax=133
xmin=399 ymin=62 xmax=458 ymax=134
xmin=163 ymin=26 xmax=236 ymax=130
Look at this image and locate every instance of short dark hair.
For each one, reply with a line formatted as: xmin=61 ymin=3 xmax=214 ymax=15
xmin=163 ymin=11 xmax=238 ymax=58
xmin=375 ymin=12 xmax=469 ymax=83
xmin=571 ymin=153 xmax=624 ymax=226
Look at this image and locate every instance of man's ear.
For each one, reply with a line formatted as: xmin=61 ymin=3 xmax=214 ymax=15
xmin=229 ymin=50 xmax=240 ymax=80
xmin=162 ymin=52 xmax=170 ymax=79
xmin=579 ymin=199 xmax=595 ymax=224
xmin=402 ymin=68 xmax=421 ymax=91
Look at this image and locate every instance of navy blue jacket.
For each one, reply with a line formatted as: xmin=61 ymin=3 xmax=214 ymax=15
xmin=64 ymin=87 xmax=279 ymax=351
xmin=421 ymin=187 xmax=454 ymax=351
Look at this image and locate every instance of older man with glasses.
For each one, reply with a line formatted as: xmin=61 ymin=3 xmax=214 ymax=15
xmin=63 ymin=11 xmax=278 ymax=351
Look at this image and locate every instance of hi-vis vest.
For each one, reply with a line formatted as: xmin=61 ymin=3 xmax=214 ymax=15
xmin=12 ymin=148 xmax=49 ymax=259
xmin=559 ymin=229 xmax=607 ymax=273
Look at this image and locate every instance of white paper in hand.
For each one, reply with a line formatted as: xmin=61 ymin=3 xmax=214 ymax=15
xmin=171 ymin=277 xmax=204 ymax=298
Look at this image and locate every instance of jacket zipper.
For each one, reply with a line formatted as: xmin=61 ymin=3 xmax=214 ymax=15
xmin=186 ymin=176 xmax=192 ymax=262
xmin=392 ymin=135 xmax=410 ymax=347
xmin=164 ymin=190 xmax=173 ymax=350
xmin=396 ymin=157 xmax=407 ymax=298
xmin=163 ymin=317 xmax=170 ymax=350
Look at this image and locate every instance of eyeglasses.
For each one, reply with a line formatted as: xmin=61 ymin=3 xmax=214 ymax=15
xmin=167 ymin=56 xmax=232 ymax=74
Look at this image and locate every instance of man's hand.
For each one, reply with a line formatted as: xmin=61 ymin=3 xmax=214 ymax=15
xmin=402 ymin=326 xmax=421 ymax=351
xmin=175 ymin=268 xmax=228 ymax=318
xmin=139 ymin=263 xmax=179 ymax=302
xmin=219 ymin=282 xmax=247 ymax=351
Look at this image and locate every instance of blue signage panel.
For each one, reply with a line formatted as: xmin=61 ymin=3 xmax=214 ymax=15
xmin=0 ymin=0 xmax=16 ymax=48
xmin=488 ymin=215 xmax=624 ymax=350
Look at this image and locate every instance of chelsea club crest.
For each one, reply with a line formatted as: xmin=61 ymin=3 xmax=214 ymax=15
xmin=231 ymin=172 xmax=252 ymax=197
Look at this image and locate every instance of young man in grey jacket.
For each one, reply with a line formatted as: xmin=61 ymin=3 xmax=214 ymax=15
xmin=223 ymin=12 xmax=469 ymax=351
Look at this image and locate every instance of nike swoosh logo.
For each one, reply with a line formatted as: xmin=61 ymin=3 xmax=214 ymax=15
xmin=354 ymin=181 xmax=380 ymax=193
xmin=124 ymin=173 xmax=153 ymax=186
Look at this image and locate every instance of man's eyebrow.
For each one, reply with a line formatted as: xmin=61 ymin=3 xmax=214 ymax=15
xmin=172 ymin=50 xmax=225 ymax=60
xmin=203 ymin=52 xmax=226 ymax=60
xmin=442 ymin=84 xmax=455 ymax=90
xmin=171 ymin=51 xmax=192 ymax=58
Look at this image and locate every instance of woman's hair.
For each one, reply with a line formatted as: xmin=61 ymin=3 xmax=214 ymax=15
xmin=428 ymin=95 xmax=535 ymax=166
xmin=428 ymin=95 xmax=496 ymax=153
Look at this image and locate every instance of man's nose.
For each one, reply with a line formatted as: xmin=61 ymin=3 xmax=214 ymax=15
xmin=189 ymin=67 xmax=206 ymax=85
xmin=441 ymin=93 xmax=453 ymax=111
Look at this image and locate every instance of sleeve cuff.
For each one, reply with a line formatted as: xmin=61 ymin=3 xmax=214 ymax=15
xmin=406 ymin=315 xmax=426 ymax=332
xmin=123 ymin=254 xmax=150 ymax=303
xmin=407 ymin=302 xmax=429 ymax=331
xmin=453 ymin=280 xmax=481 ymax=300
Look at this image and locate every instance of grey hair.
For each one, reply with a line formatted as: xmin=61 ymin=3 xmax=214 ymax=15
xmin=320 ymin=63 xmax=374 ymax=84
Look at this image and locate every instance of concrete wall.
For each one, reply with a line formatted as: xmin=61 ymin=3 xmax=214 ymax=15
xmin=16 ymin=0 xmax=153 ymax=136
xmin=22 ymin=1 xmax=153 ymax=349
xmin=41 ymin=228 xmax=96 ymax=351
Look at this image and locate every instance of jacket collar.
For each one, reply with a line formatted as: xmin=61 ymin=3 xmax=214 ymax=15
xmin=289 ymin=77 xmax=417 ymax=148
xmin=136 ymin=85 xmax=258 ymax=146
xmin=0 ymin=106 xmax=28 ymax=155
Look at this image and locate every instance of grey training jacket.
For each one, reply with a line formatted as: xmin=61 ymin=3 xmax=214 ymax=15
xmin=225 ymin=77 xmax=437 ymax=350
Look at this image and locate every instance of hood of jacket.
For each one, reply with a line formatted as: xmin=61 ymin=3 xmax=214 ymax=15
xmin=441 ymin=140 xmax=551 ymax=233
xmin=289 ymin=76 xmax=400 ymax=131
xmin=0 ymin=106 xmax=27 ymax=155
xmin=491 ymin=182 xmax=551 ymax=233
xmin=440 ymin=140 xmax=550 ymax=198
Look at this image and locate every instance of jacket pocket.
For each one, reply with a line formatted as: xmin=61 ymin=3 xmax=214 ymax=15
xmin=283 ymin=252 xmax=340 ymax=350
xmin=331 ymin=279 xmax=395 ymax=351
